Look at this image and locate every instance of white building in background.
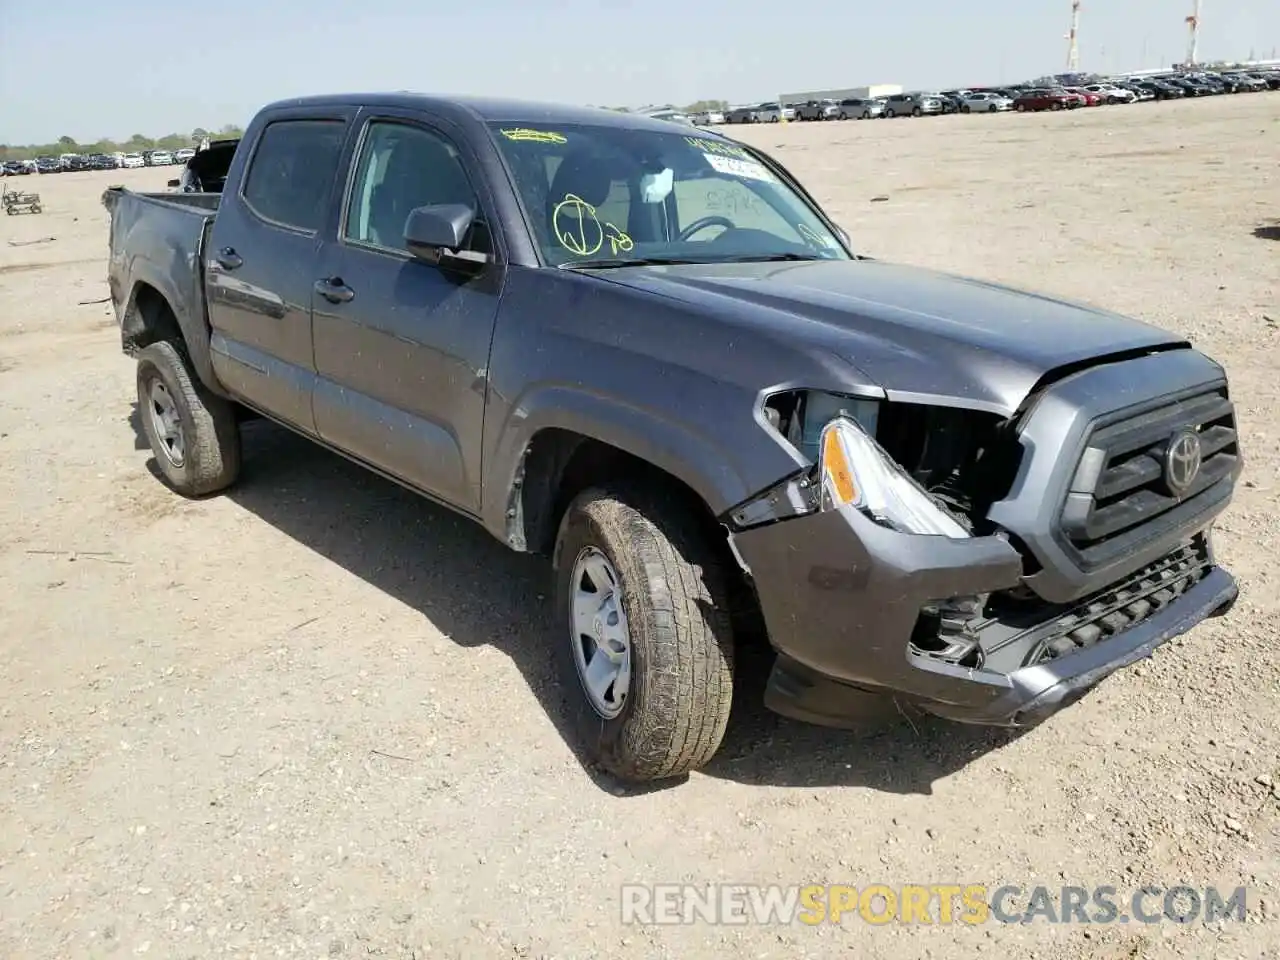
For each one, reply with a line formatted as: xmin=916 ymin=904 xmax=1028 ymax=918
xmin=777 ymin=84 xmax=903 ymax=103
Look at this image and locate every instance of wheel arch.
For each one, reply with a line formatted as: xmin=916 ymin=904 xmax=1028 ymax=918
xmin=121 ymin=269 xmax=224 ymax=397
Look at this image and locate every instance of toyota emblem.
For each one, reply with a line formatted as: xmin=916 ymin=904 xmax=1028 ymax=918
xmin=1164 ymin=430 xmax=1203 ymax=497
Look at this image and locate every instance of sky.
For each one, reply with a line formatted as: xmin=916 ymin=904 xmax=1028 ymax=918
xmin=2 ymin=0 xmax=1277 ymax=144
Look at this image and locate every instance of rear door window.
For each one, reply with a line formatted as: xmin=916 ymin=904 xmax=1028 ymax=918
xmin=241 ymin=119 xmax=346 ymax=233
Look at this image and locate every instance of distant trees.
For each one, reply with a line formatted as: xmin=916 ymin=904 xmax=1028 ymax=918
xmin=0 ymin=125 xmax=246 ymax=161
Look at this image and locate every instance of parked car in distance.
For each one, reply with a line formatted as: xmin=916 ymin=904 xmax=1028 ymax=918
xmin=934 ymin=92 xmax=964 ymax=114
xmin=1134 ymin=80 xmax=1185 ymax=100
xmin=961 ymin=91 xmax=1013 ymax=112
xmin=121 ymin=153 xmax=145 ymax=169
xmin=1082 ymin=83 xmax=1136 ymax=104
xmin=1063 ymin=87 xmax=1104 ymax=106
xmin=149 ymin=150 xmax=175 ymax=165
xmin=882 ymin=92 xmax=944 ymax=117
xmin=755 ymin=102 xmax=796 ymax=122
xmin=100 ymin=92 xmax=1245 ymax=785
xmin=795 ymin=99 xmax=840 ymax=121
xmin=1012 ymin=88 xmax=1078 ymax=111
xmin=173 ymin=147 xmax=197 ymax=163
xmin=724 ymin=105 xmax=760 ymax=123
xmin=34 ymin=156 xmax=61 ymax=174
xmin=689 ymin=110 xmax=725 ymax=125
xmin=835 ymin=97 xmax=883 ymax=119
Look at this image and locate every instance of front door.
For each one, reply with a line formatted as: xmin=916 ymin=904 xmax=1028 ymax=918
xmin=311 ymin=114 xmax=504 ymax=514
xmin=206 ymin=110 xmax=353 ymax=433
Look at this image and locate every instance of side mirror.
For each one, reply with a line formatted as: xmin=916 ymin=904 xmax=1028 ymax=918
xmin=404 ymin=204 xmax=489 ymax=272
xmin=166 ymin=179 xmax=180 ymax=189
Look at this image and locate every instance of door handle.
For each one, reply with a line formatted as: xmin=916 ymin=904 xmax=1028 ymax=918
xmin=314 ymin=277 xmax=355 ymax=304
xmin=215 ymin=247 xmax=243 ymax=270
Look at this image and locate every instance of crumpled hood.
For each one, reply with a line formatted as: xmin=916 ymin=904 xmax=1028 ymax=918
xmin=593 ymin=258 xmax=1188 ymax=415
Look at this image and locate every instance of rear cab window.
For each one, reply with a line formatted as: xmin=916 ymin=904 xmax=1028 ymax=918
xmin=240 ymin=119 xmax=347 ymax=233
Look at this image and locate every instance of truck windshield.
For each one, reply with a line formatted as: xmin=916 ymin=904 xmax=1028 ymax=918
xmin=485 ymin=121 xmax=850 ymax=267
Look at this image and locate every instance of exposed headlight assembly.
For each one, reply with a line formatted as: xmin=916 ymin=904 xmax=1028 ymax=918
xmin=816 ymin=415 xmax=970 ymax=539
xmin=733 ymin=390 xmax=970 ymax=539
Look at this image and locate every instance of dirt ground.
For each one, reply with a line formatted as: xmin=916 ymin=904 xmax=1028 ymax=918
xmin=1 ymin=94 xmax=1277 ymax=959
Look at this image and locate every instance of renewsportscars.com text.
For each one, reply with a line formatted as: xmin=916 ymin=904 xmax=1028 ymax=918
xmin=620 ymin=883 xmax=1248 ymax=926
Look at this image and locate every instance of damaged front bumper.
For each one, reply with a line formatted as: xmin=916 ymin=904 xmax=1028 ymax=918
xmin=731 ymin=502 xmax=1238 ymax=729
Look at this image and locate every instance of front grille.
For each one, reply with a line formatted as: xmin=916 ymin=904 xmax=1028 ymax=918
xmin=991 ymin=537 xmax=1211 ymax=668
xmin=1060 ymin=389 xmax=1238 ymax=569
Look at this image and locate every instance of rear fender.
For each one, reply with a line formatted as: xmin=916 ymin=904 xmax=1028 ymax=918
xmin=122 ymin=248 xmax=222 ymax=397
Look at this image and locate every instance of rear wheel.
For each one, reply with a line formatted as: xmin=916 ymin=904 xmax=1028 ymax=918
xmin=553 ymin=485 xmax=735 ymax=782
xmin=136 ymin=340 xmax=241 ymax=497
xmin=912 ymin=106 xmax=923 ymax=117
xmin=961 ymin=104 xmax=971 ymax=113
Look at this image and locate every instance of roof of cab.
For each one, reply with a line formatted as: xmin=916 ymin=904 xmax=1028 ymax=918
xmin=256 ymin=92 xmax=722 ymax=136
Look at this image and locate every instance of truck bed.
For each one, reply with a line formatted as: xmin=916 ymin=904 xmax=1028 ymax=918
xmin=103 ymin=187 xmax=220 ymax=384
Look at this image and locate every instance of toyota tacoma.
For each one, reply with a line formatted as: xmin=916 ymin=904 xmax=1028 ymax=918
xmin=102 ymin=93 xmax=1242 ymax=782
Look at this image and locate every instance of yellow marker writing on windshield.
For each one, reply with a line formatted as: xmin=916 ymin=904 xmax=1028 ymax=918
xmin=553 ymin=194 xmax=632 ymax=258
xmin=553 ymin=194 xmax=604 ymax=256
xmin=500 ymin=128 xmax=568 ymax=144
xmin=605 ymin=223 xmax=633 ymax=255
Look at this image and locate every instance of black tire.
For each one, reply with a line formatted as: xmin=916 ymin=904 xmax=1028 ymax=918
xmin=886 ymin=108 xmax=896 ymax=118
xmin=961 ymin=104 xmax=971 ymax=113
xmin=136 ymin=340 xmax=241 ymax=497
xmin=912 ymin=106 xmax=923 ymax=117
xmin=553 ymin=484 xmax=735 ymax=782
xmin=860 ymin=110 xmax=870 ymax=119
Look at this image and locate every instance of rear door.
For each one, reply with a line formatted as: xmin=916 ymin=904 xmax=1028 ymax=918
xmin=206 ymin=107 xmax=355 ymax=433
xmin=310 ymin=109 xmax=507 ymax=514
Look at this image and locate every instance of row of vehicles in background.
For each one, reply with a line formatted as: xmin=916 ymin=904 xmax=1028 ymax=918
xmin=1 ymin=148 xmax=196 ymax=176
xmin=696 ymin=64 xmax=1279 ymax=125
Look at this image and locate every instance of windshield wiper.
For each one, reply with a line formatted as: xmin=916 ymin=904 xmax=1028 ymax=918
xmin=561 ymin=252 xmax=833 ymax=270
xmin=559 ymin=256 xmax=711 ymax=270
xmin=715 ymin=252 xmax=829 ymax=262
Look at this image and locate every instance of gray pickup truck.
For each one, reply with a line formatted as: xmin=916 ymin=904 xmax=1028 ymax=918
xmin=103 ymin=93 xmax=1242 ymax=783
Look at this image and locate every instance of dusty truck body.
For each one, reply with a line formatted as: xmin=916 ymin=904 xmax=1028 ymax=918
xmin=103 ymin=93 xmax=1242 ymax=782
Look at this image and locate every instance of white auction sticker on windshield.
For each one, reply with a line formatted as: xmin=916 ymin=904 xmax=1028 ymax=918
xmin=702 ymin=153 xmax=776 ymax=183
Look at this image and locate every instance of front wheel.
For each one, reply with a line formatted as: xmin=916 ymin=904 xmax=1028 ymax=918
xmin=553 ymin=485 xmax=735 ymax=782
xmin=136 ymin=340 xmax=241 ymax=497
xmin=961 ymin=105 xmax=971 ymax=113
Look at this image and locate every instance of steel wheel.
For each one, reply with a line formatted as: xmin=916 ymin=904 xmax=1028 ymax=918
xmin=569 ymin=546 xmax=632 ymax=719
xmin=147 ymin=379 xmax=185 ymax=467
